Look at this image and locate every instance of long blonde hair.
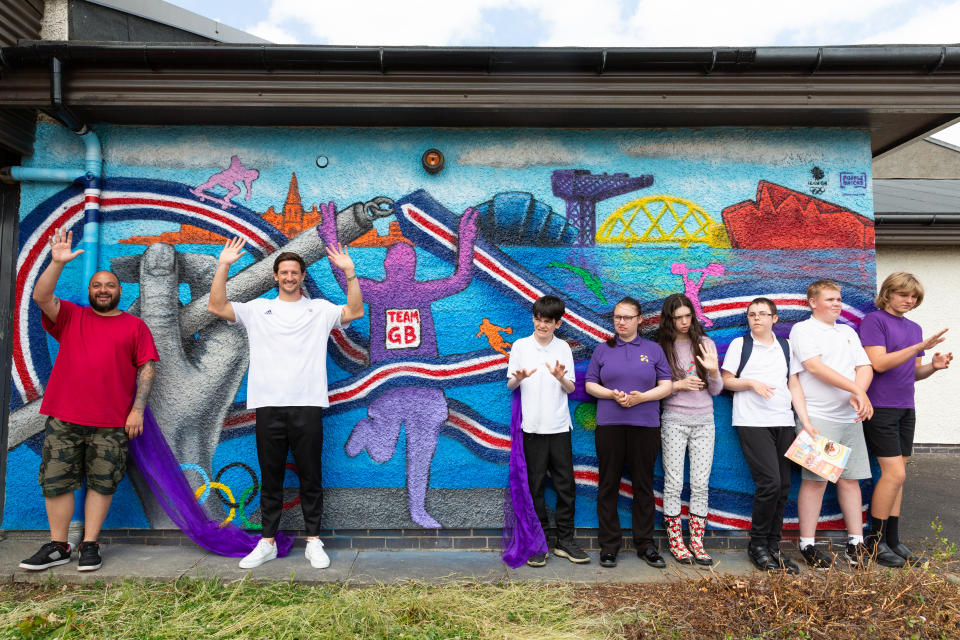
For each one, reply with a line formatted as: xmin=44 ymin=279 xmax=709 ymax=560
xmin=875 ymin=272 xmax=924 ymax=310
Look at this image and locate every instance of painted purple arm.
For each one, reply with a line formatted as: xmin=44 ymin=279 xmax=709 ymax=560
xmin=425 ymin=208 xmax=479 ymax=300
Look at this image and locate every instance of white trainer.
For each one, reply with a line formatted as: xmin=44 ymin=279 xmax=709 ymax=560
xmin=305 ymin=538 xmax=330 ymax=569
xmin=239 ymin=538 xmax=277 ymax=569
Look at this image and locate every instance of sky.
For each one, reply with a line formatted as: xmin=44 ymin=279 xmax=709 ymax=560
xmin=165 ymin=0 xmax=960 ymax=145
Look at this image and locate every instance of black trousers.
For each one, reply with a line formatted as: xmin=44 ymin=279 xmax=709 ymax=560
xmin=595 ymin=424 xmax=660 ymax=554
xmin=523 ymin=430 xmax=576 ymax=542
xmin=736 ymin=426 xmax=794 ymax=549
xmin=255 ymin=406 xmax=324 ymax=538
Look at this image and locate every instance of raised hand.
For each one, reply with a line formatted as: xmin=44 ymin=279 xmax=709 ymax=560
xmin=510 ymin=367 xmax=537 ymax=384
xmin=217 ymin=237 xmax=247 ymax=266
xmin=546 ymin=359 xmax=567 ymax=382
xmin=921 ymin=328 xmax=949 ymax=351
xmin=458 ymin=207 xmax=480 ymax=246
xmin=933 ymin=351 xmax=953 ymax=370
xmin=325 ymin=242 xmax=356 ymax=274
xmin=748 ymin=380 xmax=776 ymax=399
xmin=696 ymin=340 xmax=720 ymax=373
xmin=49 ymin=228 xmax=84 ymax=265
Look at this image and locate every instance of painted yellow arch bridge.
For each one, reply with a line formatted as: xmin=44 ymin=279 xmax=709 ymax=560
xmin=596 ymin=195 xmax=731 ymax=248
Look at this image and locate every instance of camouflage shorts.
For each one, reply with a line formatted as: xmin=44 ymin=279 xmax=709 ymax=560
xmin=38 ymin=417 xmax=129 ymax=497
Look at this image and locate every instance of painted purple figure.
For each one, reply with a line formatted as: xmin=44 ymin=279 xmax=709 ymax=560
xmin=320 ymin=203 xmax=480 ymax=527
xmin=670 ymin=262 xmax=725 ymax=328
xmin=190 ymin=155 xmax=259 ymax=209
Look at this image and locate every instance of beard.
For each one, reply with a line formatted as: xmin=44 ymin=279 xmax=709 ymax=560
xmin=89 ymin=291 xmax=120 ymax=312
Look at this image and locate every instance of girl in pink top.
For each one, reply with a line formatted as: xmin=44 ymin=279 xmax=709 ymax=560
xmin=656 ymin=294 xmax=723 ymax=565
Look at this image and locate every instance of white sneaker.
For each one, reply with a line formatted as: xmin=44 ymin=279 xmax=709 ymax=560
xmin=305 ymin=539 xmax=330 ymax=569
xmin=239 ymin=539 xmax=277 ymax=569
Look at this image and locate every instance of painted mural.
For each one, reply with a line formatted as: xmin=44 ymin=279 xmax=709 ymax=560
xmin=6 ymin=125 xmax=877 ymax=534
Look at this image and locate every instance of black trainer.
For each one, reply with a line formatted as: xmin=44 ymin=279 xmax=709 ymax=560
xmin=77 ymin=541 xmax=102 ymax=572
xmin=599 ymin=552 xmax=617 ymax=568
xmin=800 ymin=544 xmax=833 ymax=569
xmin=526 ymin=552 xmax=547 ymax=567
xmin=18 ymin=541 xmax=72 ymax=571
xmin=845 ymin=542 xmax=871 ymax=568
xmin=553 ymin=539 xmax=591 ymax=564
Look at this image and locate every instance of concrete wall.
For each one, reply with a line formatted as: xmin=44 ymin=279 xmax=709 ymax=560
xmin=5 ymin=124 xmax=877 ymax=533
xmin=874 ymin=139 xmax=960 ymax=179
xmin=875 ymin=246 xmax=960 ymax=444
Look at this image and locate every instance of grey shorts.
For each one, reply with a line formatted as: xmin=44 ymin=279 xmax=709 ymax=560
xmin=796 ymin=416 xmax=870 ymax=481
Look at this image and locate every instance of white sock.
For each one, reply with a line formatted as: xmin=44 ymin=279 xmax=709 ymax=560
xmin=849 ymin=535 xmax=863 ymax=545
xmin=800 ymin=537 xmax=815 ymax=549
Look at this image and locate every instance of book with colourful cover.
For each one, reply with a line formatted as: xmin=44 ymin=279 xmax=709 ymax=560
xmin=784 ymin=430 xmax=852 ymax=483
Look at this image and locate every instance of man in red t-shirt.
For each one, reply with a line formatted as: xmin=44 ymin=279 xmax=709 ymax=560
xmin=19 ymin=228 xmax=159 ymax=573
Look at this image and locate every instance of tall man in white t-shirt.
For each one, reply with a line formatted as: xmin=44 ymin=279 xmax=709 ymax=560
xmin=789 ymin=280 xmax=874 ymax=569
xmin=208 ymin=237 xmax=363 ymax=569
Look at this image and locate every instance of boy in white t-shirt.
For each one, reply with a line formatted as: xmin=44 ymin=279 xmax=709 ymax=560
xmin=208 ymin=237 xmax=364 ymax=570
xmin=507 ymin=295 xmax=589 ymax=567
xmin=789 ymin=280 xmax=874 ymax=569
xmin=722 ymin=297 xmax=816 ymax=575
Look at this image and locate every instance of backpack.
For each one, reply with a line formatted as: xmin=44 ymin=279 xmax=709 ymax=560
xmin=734 ymin=334 xmax=791 ymax=380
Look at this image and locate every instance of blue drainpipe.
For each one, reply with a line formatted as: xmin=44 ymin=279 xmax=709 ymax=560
xmin=7 ymin=129 xmax=103 ymax=285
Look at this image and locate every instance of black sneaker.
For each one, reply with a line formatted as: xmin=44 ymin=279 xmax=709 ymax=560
xmin=845 ymin=542 xmax=870 ymax=568
xmin=872 ymin=541 xmax=906 ymax=568
xmin=891 ymin=543 xmax=928 ymax=567
xmin=526 ymin=552 xmax=547 ymax=567
xmin=599 ymin=552 xmax=617 ymax=568
xmin=769 ymin=548 xmax=800 ymax=574
xmin=77 ymin=541 xmax=102 ymax=572
xmin=800 ymin=544 xmax=833 ymax=569
xmin=554 ymin=539 xmax=591 ymax=564
xmin=18 ymin=541 xmax=72 ymax=571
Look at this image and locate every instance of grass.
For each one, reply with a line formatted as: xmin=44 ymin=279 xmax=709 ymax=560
xmin=2 ymin=561 xmax=959 ymax=639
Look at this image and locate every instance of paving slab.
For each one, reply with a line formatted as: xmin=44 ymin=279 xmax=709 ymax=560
xmin=2 ymin=539 xmax=207 ymax=585
xmin=186 ymin=548 xmax=358 ymax=584
xmin=350 ymin=550 xmax=507 ymax=584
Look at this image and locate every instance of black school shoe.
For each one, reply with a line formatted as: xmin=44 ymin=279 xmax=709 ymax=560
xmin=871 ymin=541 xmax=907 ymax=568
xmin=891 ymin=543 xmax=928 ymax=567
xmin=599 ymin=552 xmax=618 ymax=568
xmin=18 ymin=541 xmax=72 ymax=571
xmin=78 ymin=541 xmax=102 ymax=572
xmin=747 ymin=544 xmax=779 ymax=571
xmin=768 ymin=547 xmax=800 ymax=574
xmin=638 ymin=545 xmax=666 ymax=568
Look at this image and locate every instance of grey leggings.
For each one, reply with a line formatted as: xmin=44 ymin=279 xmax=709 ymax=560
xmin=660 ymin=410 xmax=715 ymax=518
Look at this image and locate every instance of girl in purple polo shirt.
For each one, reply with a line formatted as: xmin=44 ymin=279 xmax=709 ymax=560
xmin=860 ymin=273 xmax=952 ymax=567
xmin=585 ymin=296 xmax=673 ymax=569
xmin=656 ymin=294 xmax=723 ymax=566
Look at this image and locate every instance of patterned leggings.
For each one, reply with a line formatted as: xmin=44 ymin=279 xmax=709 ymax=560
xmin=660 ymin=411 xmax=715 ymax=518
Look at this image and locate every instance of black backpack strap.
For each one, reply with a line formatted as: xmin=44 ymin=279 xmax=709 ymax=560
xmin=776 ymin=336 xmax=790 ymax=379
xmin=734 ymin=334 xmax=754 ymax=378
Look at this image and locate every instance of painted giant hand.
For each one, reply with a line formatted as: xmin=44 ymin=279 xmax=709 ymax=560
xmin=320 ymin=203 xmax=480 ymax=528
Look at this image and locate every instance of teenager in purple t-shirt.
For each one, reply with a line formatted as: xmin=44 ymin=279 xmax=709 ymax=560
xmin=860 ymin=273 xmax=952 ymax=567
xmin=585 ymin=296 xmax=673 ymax=569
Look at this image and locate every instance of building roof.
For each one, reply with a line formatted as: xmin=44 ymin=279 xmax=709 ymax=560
xmin=874 ymin=178 xmax=960 ymax=244
xmin=1 ymin=43 xmax=960 ymax=157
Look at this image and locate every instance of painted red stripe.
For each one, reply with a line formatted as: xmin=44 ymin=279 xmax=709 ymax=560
xmin=447 ymin=414 xmax=510 ymax=449
xmin=329 ymin=356 xmax=509 ymax=403
xmin=331 ymin=329 xmax=366 ymax=363
xmin=223 ymin=412 xmax=255 ymax=427
xmin=13 ymin=201 xmax=86 ymax=400
xmin=84 ymin=195 xmax=99 ymax=204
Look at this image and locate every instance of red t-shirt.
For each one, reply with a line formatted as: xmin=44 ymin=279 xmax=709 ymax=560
xmin=39 ymin=300 xmax=160 ymax=428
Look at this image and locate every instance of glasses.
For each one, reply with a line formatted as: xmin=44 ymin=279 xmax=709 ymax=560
xmin=613 ymin=314 xmax=639 ymax=322
xmin=747 ymin=312 xmax=773 ymax=319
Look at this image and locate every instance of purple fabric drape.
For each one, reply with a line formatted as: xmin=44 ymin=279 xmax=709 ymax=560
xmin=129 ymin=407 xmax=294 ymax=558
xmin=501 ymin=389 xmax=548 ymax=568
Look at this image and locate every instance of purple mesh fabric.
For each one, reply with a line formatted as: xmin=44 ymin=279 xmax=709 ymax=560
xmin=129 ymin=407 xmax=294 ymax=558
xmin=500 ymin=390 xmax=548 ymax=568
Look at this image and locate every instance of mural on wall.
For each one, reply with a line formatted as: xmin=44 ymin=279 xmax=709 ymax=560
xmin=6 ymin=126 xmax=877 ymax=534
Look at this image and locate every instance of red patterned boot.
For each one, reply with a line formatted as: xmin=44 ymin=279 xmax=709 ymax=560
xmin=689 ymin=514 xmax=714 ymax=566
xmin=665 ymin=515 xmax=693 ymax=564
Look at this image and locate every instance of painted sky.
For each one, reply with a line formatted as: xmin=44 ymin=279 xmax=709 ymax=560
xmin=161 ymin=0 xmax=960 ymax=146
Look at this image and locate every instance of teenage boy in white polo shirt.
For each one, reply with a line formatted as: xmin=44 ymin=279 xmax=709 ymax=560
xmin=507 ymin=295 xmax=589 ymax=567
xmin=789 ymin=280 xmax=874 ymax=569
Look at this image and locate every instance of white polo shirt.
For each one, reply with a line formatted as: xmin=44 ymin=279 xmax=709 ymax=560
xmin=507 ymin=334 xmax=575 ymax=434
xmin=721 ymin=335 xmax=794 ymax=427
xmin=788 ymin=316 xmax=870 ymax=422
xmin=231 ymin=296 xmax=347 ymax=409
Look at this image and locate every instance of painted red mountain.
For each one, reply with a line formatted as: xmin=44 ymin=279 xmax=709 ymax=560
xmin=721 ymin=181 xmax=874 ymax=249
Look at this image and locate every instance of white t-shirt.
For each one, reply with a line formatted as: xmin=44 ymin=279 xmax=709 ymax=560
xmin=507 ymin=334 xmax=575 ymax=434
xmin=788 ymin=316 xmax=870 ymax=422
xmin=721 ymin=335 xmax=794 ymax=427
xmin=231 ymin=296 xmax=347 ymax=409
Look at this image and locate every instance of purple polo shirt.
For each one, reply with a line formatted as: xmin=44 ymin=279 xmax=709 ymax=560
xmin=858 ymin=309 xmax=923 ymax=408
xmin=586 ymin=336 xmax=672 ymax=427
